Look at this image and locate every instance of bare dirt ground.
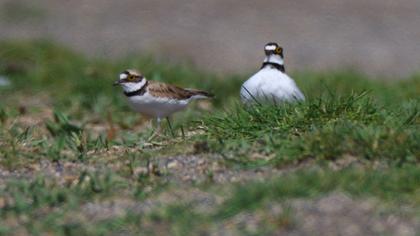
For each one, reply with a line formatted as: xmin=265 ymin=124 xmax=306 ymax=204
xmin=1 ymin=154 xmax=418 ymax=235
xmin=1 ymin=0 xmax=420 ymax=77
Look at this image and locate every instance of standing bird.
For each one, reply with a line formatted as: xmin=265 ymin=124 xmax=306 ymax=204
xmin=114 ymin=69 xmax=213 ymax=138
xmin=240 ymin=42 xmax=305 ymax=104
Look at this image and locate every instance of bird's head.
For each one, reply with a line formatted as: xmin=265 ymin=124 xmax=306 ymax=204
xmin=264 ymin=42 xmax=283 ymax=58
xmin=114 ymin=69 xmax=147 ymax=92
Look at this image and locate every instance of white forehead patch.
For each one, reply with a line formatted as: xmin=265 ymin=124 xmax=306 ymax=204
xmin=265 ymin=45 xmax=277 ymax=51
xmin=119 ymin=73 xmax=128 ymax=80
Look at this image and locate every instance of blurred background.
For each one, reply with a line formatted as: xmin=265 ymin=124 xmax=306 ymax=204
xmin=1 ymin=2 xmax=419 ymax=235
xmin=1 ymin=0 xmax=420 ymax=77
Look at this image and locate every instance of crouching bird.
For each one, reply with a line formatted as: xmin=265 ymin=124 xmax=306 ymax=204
xmin=240 ymin=42 xmax=305 ymax=104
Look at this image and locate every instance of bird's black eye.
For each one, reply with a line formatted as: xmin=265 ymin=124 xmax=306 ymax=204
xmin=128 ymin=75 xmax=136 ymax=81
xmin=275 ymin=47 xmax=282 ymax=54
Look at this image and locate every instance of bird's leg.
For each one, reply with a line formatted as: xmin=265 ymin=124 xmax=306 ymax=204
xmin=157 ymin=117 xmax=161 ymax=130
xmin=166 ymin=117 xmax=175 ymax=137
xmin=147 ymin=117 xmax=162 ymax=141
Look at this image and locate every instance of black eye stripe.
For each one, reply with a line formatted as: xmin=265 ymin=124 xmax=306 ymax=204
xmin=132 ymin=75 xmax=142 ymax=79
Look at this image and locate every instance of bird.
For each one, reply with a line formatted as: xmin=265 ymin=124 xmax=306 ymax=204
xmin=114 ymin=69 xmax=213 ymax=138
xmin=240 ymin=42 xmax=305 ymax=104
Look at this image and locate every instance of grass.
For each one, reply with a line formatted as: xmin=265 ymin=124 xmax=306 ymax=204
xmin=0 ymin=40 xmax=419 ymax=235
xmin=203 ymin=91 xmax=419 ymax=167
xmin=217 ymin=166 xmax=420 ymax=218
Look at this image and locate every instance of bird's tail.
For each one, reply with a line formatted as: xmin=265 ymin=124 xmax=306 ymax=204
xmin=187 ymin=89 xmax=214 ymax=99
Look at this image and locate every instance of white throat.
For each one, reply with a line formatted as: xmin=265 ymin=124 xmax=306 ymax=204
xmin=121 ymin=79 xmax=147 ymax=93
xmin=264 ymin=54 xmax=284 ymax=65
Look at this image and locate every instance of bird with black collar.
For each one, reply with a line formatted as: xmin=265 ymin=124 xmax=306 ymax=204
xmin=240 ymin=42 xmax=305 ymax=104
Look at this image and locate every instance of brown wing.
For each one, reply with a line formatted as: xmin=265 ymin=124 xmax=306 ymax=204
xmin=147 ymin=81 xmax=195 ymax=99
xmin=183 ymin=88 xmax=214 ymax=98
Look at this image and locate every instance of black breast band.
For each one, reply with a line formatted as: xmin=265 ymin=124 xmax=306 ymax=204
xmin=261 ymin=62 xmax=285 ymax=72
xmin=124 ymin=81 xmax=148 ymax=97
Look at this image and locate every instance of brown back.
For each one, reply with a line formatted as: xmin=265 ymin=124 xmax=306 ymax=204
xmin=147 ymin=81 xmax=212 ymax=100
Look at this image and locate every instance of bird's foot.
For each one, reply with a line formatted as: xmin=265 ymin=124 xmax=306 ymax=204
xmin=147 ymin=129 xmax=163 ymax=142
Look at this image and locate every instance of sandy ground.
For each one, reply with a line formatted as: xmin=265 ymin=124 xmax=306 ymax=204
xmin=1 ymin=153 xmax=418 ymax=235
xmin=1 ymin=0 xmax=420 ymax=77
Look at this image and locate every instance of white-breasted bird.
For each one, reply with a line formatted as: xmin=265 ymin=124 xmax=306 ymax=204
xmin=240 ymin=42 xmax=305 ymax=104
xmin=114 ymin=69 xmax=213 ymax=137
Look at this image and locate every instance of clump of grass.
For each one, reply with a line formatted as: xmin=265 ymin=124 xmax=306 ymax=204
xmin=204 ymin=92 xmax=419 ymax=165
xmin=45 ymin=111 xmax=82 ymax=136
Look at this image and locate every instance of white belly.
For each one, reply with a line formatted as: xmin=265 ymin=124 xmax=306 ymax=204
xmin=240 ymin=68 xmax=305 ymax=104
xmin=127 ymin=93 xmax=189 ymax=118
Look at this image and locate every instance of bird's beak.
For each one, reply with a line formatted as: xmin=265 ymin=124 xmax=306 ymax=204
xmin=113 ymin=80 xmax=121 ymax=86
